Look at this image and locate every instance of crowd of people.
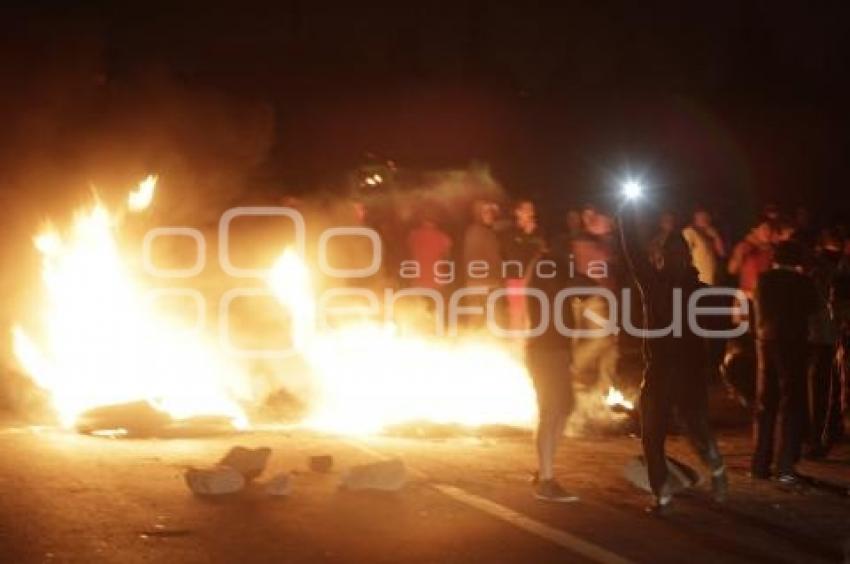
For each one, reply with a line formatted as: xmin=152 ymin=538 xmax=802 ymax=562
xmin=345 ymin=194 xmax=849 ymax=512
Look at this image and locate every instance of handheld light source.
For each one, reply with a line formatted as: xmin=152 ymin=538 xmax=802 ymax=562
xmin=621 ymin=179 xmax=644 ymax=201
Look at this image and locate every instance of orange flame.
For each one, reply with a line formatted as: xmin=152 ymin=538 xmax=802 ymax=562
xmin=13 ymin=177 xmax=248 ymax=428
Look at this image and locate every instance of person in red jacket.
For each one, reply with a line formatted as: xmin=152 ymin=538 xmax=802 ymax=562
xmin=405 ymin=211 xmax=452 ymax=291
xmin=728 ymin=220 xmax=774 ymax=300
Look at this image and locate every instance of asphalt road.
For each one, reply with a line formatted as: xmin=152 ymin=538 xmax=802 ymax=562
xmin=0 ymin=424 xmax=848 ymax=564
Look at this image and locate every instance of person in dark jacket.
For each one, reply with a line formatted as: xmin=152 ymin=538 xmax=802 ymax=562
xmin=619 ymin=210 xmax=727 ymax=514
xmin=752 ymin=242 xmax=819 ymax=483
xmin=461 ymin=200 xmax=502 ymax=327
xmin=805 ymin=229 xmax=843 ymax=459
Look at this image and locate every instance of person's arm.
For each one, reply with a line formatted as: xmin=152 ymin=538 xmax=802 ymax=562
xmin=706 ymin=227 xmax=726 ymax=257
xmin=681 ymin=226 xmax=696 ymax=249
xmin=616 ymin=208 xmax=652 ymax=289
xmin=728 ymin=241 xmax=747 ymax=275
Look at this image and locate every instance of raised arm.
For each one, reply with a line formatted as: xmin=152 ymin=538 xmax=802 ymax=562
xmin=616 ymin=206 xmax=653 ymax=289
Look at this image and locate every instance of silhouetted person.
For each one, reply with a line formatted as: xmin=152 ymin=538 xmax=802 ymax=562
xmin=462 ymin=200 xmax=502 ymax=326
xmin=463 ymin=200 xmax=501 ymax=288
xmin=647 ymin=211 xmax=677 ymax=260
xmin=620 ymin=210 xmax=727 ymax=514
xmin=751 ymin=242 xmax=818 ymax=483
xmin=805 ymin=229 xmax=844 ymax=459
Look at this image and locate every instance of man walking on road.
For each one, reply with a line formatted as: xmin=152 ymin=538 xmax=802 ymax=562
xmin=752 ymin=242 xmax=819 ymax=483
xmin=620 ymin=210 xmax=728 ymax=515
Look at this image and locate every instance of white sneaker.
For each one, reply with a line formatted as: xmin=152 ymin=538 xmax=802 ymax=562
xmin=534 ymin=479 xmax=579 ymax=503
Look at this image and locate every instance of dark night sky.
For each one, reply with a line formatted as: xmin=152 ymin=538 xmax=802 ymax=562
xmin=1 ymin=1 xmax=849 ymax=227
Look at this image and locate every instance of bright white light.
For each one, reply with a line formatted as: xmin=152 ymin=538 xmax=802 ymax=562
xmin=622 ymin=180 xmax=643 ymax=200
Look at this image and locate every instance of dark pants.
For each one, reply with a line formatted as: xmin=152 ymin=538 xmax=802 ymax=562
xmin=752 ymin=340 xmax=808 ymax=475
xmin=826 ymin=339 xmax=846 ymax=443
xmin=641 ymin=341 xmax=723 ymax=496
xmin=808 ymin=344 xmax=842 ymax=449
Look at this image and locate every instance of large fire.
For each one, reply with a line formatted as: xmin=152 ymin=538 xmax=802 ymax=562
xmin=12 ymin=177 xmax=249 ymax=429
xmin=11 ymin=175 xmax=539 ymax=435
xmin=269 ymin=248 xmax=536 ymax=434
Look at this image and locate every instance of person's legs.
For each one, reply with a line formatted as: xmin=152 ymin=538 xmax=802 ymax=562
xmin=677 ymin=372 xmax=723 ymax=466
xmin=806 ymin=344 xmax=833 ymax=456
xmin=823 ymin=344 xmax=845 ymax=448
xmin=675 ymin=357 xmax=727 ymax=501
xmin=752 ymin=340 xmax=780 ymax=476
xmin=776 ymin=343 xmax=809 ymax=475
xmin=536 ymin=406 xmax=567 ymax=481
xmin=528 ymin=349 xmax=574 ymax=471
xmin=640 ymin=361 xmax=673 ymax=498
xmin=528 ymin=348 xmax=577 ymax=501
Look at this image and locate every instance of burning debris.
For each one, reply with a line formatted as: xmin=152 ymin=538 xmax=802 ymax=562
xmin=75 ymin=401 xmax=171 ymax=437
xmin=74 ymin=401 xmax=242 ymax=437
xmin=604 ymin=386 xmax=635 ymax=412
xmin=565 ymin=384 xmax=639 ymax=437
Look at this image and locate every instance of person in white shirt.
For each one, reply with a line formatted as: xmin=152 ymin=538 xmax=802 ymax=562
xmin=682 ymin=207 xmax=726 ymax=285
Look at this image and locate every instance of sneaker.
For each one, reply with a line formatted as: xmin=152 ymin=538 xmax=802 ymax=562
xmin=646 ymin=494 xmax=673 ymax=516
xmin=534 ymin=479 xmax=579 ymax=503
xmin=646 ymin=477 xmax=674 ymax=516
xmin=774 ymin=472 xmax=803 ymax=487
xmin=711 ymin=467 xmax=728 ymax=503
